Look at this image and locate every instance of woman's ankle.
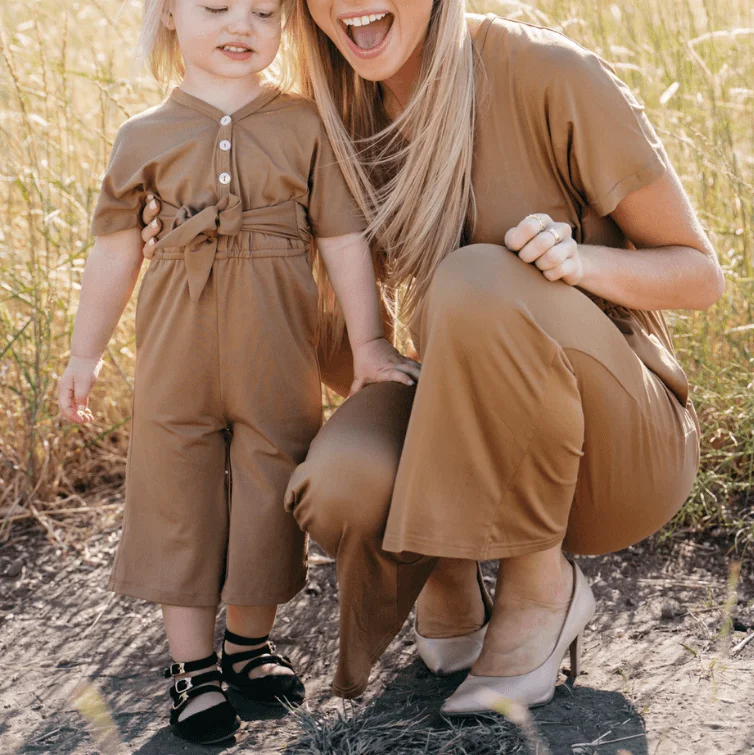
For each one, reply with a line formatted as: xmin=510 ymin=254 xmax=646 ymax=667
xmin=495 ymin=549 xmax=571 ymax=606
xmin=417 ymin=558 xmax=486 ymax=637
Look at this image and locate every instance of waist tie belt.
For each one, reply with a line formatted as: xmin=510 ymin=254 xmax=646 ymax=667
xmin=145 ymin=194 xmax=310 ymax=301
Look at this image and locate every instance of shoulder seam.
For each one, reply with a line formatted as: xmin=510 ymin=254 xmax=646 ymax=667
xmin=474 ymin=13 xmax=496 ymax=55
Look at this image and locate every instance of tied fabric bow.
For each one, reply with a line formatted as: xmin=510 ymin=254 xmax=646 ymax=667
xmin=148 ymin=194 xmax=243 ymax=302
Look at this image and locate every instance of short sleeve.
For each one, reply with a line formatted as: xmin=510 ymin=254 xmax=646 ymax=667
xmin=308 ymin=122 xmax=367 ymax=238
xmin=90 ymin=122 xmax=146 ymax=237
xmin=542 ymin=35 xmax=667 ymax=216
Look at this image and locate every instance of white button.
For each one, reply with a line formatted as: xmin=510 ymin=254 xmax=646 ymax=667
xmin=219 ymin=172 xmax=231 ymax=185
xmin=219 ymin=140 xmax=231 ymax=151
xmin=220 ymin=115 xmax=232 ymax=126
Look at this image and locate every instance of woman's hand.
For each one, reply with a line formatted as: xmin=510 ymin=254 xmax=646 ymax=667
xmin=350 ymin=338 xmax=421 ymax=396
xmin=141 ymin=194 xmax=162 ymax=255
xmin=504 ymin=214 xmax=584 ymax=286
xmin=58 ymin=356 xmax=104 ymax=424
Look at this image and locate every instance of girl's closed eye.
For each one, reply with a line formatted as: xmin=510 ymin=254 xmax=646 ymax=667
xmin=203 ymin=6 xmax=228 ymax=14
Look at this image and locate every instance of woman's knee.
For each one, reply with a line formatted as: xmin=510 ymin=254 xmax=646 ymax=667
xmin=285 ymin=427 xmax=400 ymax=552
xmin=427 ymin=245 xmax=530 ymax=326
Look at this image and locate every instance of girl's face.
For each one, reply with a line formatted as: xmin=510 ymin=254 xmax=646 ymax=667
xmin=165 ymin=0 xmax=283 ymax=82
xmin=305 ymin=0 xmax=434 ymax=84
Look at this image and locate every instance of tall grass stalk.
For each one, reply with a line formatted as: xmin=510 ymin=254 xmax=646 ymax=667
xmin=1 ymin=0 xmax=753 ymax=545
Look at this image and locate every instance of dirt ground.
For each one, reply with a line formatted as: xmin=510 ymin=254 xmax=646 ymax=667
xmin=1 ymin=521 xmax=752 ymax=755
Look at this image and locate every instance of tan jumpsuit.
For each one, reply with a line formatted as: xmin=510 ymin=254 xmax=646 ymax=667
xmin=91 ymin=88 xmax=365 ymax=607
xmin=285 ymin=15 xmax=701 ymax=696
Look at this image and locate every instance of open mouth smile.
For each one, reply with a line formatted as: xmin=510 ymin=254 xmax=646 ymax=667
xmin=218 ymin=44 xmax=255 ymax=60
xmin=338 ymin=11 xmax=394 ymax=56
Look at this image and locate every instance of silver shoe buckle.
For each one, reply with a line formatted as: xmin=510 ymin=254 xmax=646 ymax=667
xmin=174 ymin=677 xmax=192 ymax=694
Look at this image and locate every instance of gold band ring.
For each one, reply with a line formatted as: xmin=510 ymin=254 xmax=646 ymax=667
xmin=544 ymin=227 xmax=563 ymax=245
xmin=526 ymin=214 xmax=547 ymax=233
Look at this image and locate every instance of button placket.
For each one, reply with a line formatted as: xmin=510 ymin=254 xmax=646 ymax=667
xmin=216 ymin=115 xmax=233 ymax=196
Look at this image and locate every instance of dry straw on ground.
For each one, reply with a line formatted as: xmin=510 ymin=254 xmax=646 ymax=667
xmin=1 ymin=0 xmax=753 ymax=548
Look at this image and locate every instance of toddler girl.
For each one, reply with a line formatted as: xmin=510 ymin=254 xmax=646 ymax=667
xmin=58 ymin=0 xmax=419 ymax=745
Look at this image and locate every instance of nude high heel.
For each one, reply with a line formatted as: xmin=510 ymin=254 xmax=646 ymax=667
xmin=440 ymin=559 xmax=595 ymax=714
xmin=415 ymin=563 xmax=494 ymax=675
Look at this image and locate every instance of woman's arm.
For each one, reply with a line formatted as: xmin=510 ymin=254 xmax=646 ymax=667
xmin=505 ymin=166 xmax=725 ymax=311
xmin=58 ymin=227 xmax=144 ymax=422
xmin=580 ymin=166 xmax=724 ymax=310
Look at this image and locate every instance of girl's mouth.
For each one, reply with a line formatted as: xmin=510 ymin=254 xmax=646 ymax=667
xmin=339 ymin=12 xmax=394 ymax=53
xmin=218 ymin=44 xmax=255 ymax=61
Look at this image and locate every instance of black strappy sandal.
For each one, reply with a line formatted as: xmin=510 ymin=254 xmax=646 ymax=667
xmin=221 ymin=629 xmax=305 ymax=707
xmin=164 ymin=651 xmax=240 ymax=744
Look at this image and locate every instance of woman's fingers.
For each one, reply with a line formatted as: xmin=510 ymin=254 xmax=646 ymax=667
xmin=141 ymin=194 xmax=160 ymax=226
xmin=533 ymin=241 xmax=571 ymax=271
xmin=141 ymin=195 xmax=161 ymax=254
xmin=504 ymin=213 xmax=553 ymax=252
xmin=542 ymin=256 xmax=582 ymax=284
xmin=516 ymin=222 xmax=572 ymax=264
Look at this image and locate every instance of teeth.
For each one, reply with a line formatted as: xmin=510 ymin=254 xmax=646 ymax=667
xmin=343 ymin=12 xmax=387 ymax=26
xmin=223 ymin=45 xmax=249 ymax=52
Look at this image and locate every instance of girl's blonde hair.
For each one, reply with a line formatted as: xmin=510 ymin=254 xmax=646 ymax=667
xmin=291 ymin=0 xmax=477 ymax=331
xmin=136 ymin=0 xmax=296 ymax=88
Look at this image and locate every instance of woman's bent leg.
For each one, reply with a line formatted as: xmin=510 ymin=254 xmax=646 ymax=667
xmin=285 ymin=382 xmax=438 ymax=697
xmin=384 ymin=244 xmax=699 ymax=559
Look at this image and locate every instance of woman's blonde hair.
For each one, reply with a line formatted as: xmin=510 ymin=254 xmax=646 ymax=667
xmin=291 ymin=0 xmax=477 ymax=332
xmin=135 ymin=0 xmax=297 ymax=87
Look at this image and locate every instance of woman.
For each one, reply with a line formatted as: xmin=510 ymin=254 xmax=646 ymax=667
xmin=143 ymin=0 xmax=723 ymax=712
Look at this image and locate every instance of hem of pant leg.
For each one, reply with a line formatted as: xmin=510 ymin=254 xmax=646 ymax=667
xmin=221 ymin=577 xmax=307 ymax=607
xmin=109 ymin=578 xmax=220 ymax=607
xmin=381 ymin=533 xmax=563 ymax=561
xmin=330 ymin=627 xmax=401 ymax=699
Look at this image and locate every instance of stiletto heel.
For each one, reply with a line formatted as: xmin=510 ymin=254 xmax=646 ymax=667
xmin=415 ymin=563 xmax=493 ymax=675
xmin=441 ymin=559 xmax=596 ymax=713
xmin=568 ymin=633 xmax=582 ymax=678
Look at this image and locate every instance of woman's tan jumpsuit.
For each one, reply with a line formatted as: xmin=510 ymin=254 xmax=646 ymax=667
xmin=284 ymin=15 xmax=701 ymax=697
xmin=90 ymin=88 xmax=365 ymax=607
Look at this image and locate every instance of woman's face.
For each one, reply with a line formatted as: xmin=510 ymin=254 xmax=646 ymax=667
xmin=305 ymin=0 xmax=434 ymax=83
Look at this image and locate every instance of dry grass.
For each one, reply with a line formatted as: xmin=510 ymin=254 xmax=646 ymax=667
xmin=1 ymin=0 xmax=753 ymax=547
xmin=283 ymin=703 xmax=534 ymax=755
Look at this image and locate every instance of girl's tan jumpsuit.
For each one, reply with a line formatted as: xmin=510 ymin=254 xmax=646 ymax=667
xmin=284 ymin=15 xmax=701 ymax=697
xmin=90 ymin=88 xmax=365 ymax=608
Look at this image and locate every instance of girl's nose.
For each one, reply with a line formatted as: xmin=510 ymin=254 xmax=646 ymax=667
xmin=226 ymin=12 xmax=254 ymax=34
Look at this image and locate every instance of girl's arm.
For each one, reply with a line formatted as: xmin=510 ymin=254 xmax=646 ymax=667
xmin=59 ymin=227 xmax=144 ymax=423
xmin=316 ymin=233 xmax=421 ymax=394
xmin=504 ymin=167 xmax=724 ymax=311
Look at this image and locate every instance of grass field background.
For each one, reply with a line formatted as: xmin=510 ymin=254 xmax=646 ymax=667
xmin=1 ymin=0 xmax=752 ymax=546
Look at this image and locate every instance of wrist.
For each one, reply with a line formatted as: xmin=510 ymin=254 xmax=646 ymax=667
xmin=576 ymin=244 xmax=598 ymax=290
xmin=350 ymin=332 xmax=386 ymax=351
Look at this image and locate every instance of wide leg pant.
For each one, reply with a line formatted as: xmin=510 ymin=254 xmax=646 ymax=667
xmin=285 ymin=244 xmax=700 ymax=697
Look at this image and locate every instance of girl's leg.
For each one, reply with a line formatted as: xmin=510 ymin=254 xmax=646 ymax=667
xmin=162 ymin=605 xmax=225 ymax=721
xmin=225 ymin=604 xmax=293 ymax=678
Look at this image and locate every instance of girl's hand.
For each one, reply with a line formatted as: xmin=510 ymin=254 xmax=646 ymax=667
xmin=350 ymin=338 xmax=422 ymax=396
xmin=141 ymin=194 xmax=162 ymax=256
xmin=504 ymin=214 xmax=584 ymax=286
xmin=58 ymin=356 xmax=103 ymax=424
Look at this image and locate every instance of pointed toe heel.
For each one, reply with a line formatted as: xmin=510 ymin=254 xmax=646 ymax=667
xmin=441 ymin=559 xmax=595 ymax=715
xmin=416 ymin=563 xmax=493 ymax=675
